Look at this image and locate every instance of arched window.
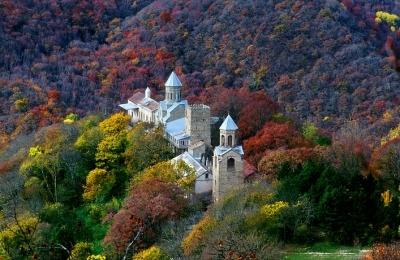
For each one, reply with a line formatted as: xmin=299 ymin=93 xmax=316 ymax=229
xmin=221 ymin=135 xmax=225 ymax=146
xmin=228 ymin=135 xmax=233 ymax=146
xmin=227 ymin=158 xmax=235 ymax=170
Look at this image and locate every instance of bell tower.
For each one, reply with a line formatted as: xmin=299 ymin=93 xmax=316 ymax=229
xmin=212 ymin=115 xmax=244 ymax=201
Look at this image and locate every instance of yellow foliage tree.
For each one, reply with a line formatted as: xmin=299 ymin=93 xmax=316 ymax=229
xmin=95 ymin=133 xmax=127 ymax=169
xmin=132 ymin=246 xmax=169 ymax=260
xmin=381 ymin=123 xmax=400 ymax=145
xmin=133 ymin=160 xmax=196 ymax=192
xmin=261 ymin=201 xmax=289 ymax=223
xmin=181 ymin=215 xmax=217 ymax=255
xmin=99 ymin=112 xmax=130 ymax=136
xmin=376 ymin=11 xmax=399 ymax=27
xmin=0 ymin=216 xmax=39 ymax=258
xmin=70 ymin=242 xmax=93 ymax=260
xmin=83 ymin=168 xmax=115 ymax=201
xmin=87 ymin=255 xmax=106 ymax=260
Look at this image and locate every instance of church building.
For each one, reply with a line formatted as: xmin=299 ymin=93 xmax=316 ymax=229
xmin=119 ymin=71 xmax=245 ymax=200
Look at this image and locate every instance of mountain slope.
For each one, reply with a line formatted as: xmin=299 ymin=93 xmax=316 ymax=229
xmin=0 ymin=0 xmax=400 ymax=144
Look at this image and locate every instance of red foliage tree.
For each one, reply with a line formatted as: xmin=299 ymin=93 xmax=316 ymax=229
xmin=243 ymin=122 xmax=311 ymax=166
xmin=47 ymin=89 xmax=60 ymax=102
xmin=160 ymin=11 xmax=172 ymax=23
xmin=237 ymin=91 xmax=280 ymax=141
xmin=103 ymin=178 xmax=187 ymax=258
xmin=207 ymin=86 xmax=250 ymax=120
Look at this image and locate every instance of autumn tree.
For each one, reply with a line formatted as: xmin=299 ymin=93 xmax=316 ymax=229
xmin=207 ymin=86 xmax=250 ymax=120
xmin=243 ymin=122 xmax=312 ymax=166
xmin=87 ymin=113 xmax=130 ymax=196
xmin=302 ymin=122 xmax=331 ymax=146
xmin=0 ymin=171 xmax=38 ymax=260
xmin=133 ymin=160 xmax=196 ymax=192
xmin=182 ymin=181 xmax=282 ymax=259
xmin=258 ymin=147 xmax=320 ymax=178
xmin=237 ymin=90 xmax=280 ymax=141
xmin=124 ymin=123 xmax=174 ymax=175
xmin=103 ymin=178 xmax=187 ymax=259
xmin=326 ymin=120 xmax=373 ymax=176
xmin=83 ymin=168 xmax=116 ymax=202
xmin=133 ymin=246 xmax=170 ymax=260
xmin=370 ymin=138 xmax=400 ymax=191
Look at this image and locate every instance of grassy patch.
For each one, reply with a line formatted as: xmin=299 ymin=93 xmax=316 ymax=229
xmin=283 ymin=242 xmax=365 ymax=260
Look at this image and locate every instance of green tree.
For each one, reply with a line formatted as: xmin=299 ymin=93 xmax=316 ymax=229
xmin=302 ymin=122 xmax=331 ymax=146
xmin=75 ymin=126 xmax=103 ymax=168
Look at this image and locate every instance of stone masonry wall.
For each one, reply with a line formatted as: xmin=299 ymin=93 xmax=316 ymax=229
xmin=186 ymin=104 xmax=211 ymax=147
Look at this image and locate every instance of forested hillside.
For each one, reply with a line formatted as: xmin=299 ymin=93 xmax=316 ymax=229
xmin=1 ymin=0 xmax=400 ymax=147
xmin=1 ymin=1 xmax=400 ymax=259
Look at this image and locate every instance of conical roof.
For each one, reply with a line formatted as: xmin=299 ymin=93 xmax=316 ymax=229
xmin=165 ymin=71 xmax=182 ymax=87
xmin=219 ymin=115 xmax=238 ymax=130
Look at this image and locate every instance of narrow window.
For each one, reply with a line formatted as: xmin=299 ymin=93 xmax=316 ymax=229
xmin=227 ymin=158 xmax=235 ymax=170
xmin=221 ymin=135 xmax=225 ymax=146
xmin=228 ymin=135 xmax=233 ymax=146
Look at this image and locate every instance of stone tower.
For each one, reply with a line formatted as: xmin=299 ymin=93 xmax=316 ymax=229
xmin=212 ymin=115 xmax=244 ymax=201
xmin=185 ymin=104 xmax=211 ymax=147
xmin=165 ymin=71 xmax=182 ymax=104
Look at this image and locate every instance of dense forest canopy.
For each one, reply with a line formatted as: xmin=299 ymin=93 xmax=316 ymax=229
xmin=1 ymin=0 xmax=400 ymax=147
xmin=1 ymin=0 xmax=400 ymax=259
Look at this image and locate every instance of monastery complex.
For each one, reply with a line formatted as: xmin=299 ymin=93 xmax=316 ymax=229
xmin=120 ymin=71 xmax=245 ymax=201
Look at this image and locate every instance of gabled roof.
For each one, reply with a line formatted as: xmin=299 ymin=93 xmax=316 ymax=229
xmin=172 ymin=151 xmax=208 ymax=177
xmin=220 ymin=115 xmax=238 ymax=130
xmin=138 ymin=97 xmax=159 ymax=112
xmin=128 ymin=92 xmax=145 ymax=103
xmin=165 ymin=71 xmax=182 ymax=87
